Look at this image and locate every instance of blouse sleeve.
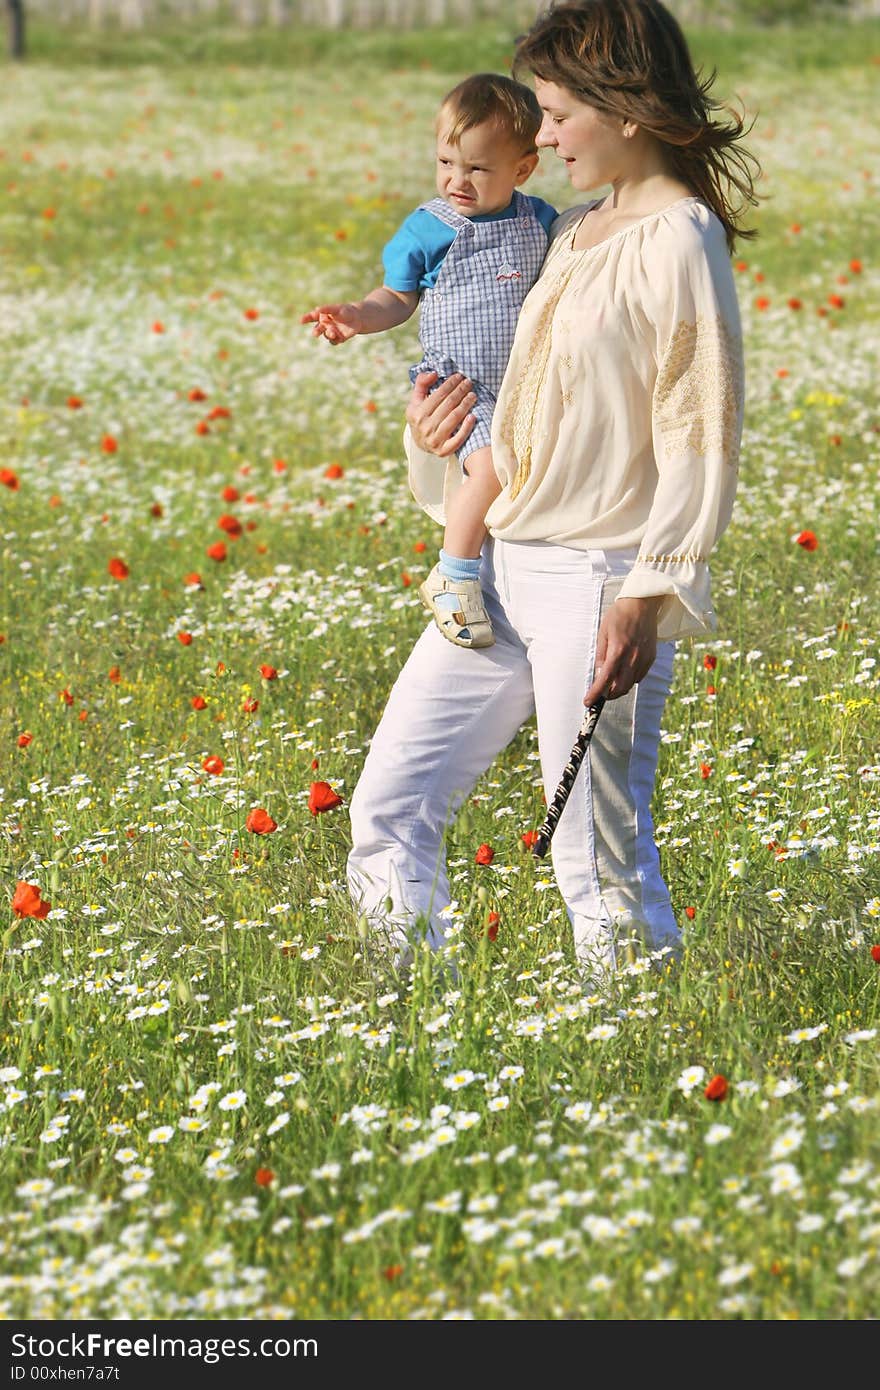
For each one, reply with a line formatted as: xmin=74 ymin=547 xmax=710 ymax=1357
xmin=616 ymin=215 xmax=744 ymax=641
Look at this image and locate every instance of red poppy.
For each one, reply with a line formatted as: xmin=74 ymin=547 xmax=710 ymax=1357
xmin=177 ymin=631 xmax=193 ymax=645
xmin=12 ymin=881 xmax=51 ymax=919
xmin=254 ymin=1167 xmax=275 ymax=1187
xmin=242 ymin=697 xmax=259 ymax=713
xmin=699 ymin=763 xmax=712 ymax=780
xmin=202 ymin=755 xmax=224 ymax=776
xmin=324 ymin=462 xmax=344 ymax=480
xmin=108 ymin=666 xmax=121 ymax=684
xmin=188 ymin=387 xmax=207 ymax=402
xmin=259 ymin=664 xmax=278 ymax=681
xmin=703 ymin=653 xmax=717 ymax=671
xmin=191 ymin=695 xmax=207 ymax=710
xmin=107 ymin=556 xmax=129 ymax=580
xmin=246 ymin=807 xmax=278 ymax=835
xmin=796 ymin=530 xmax=819 ymax=551
xmin=66 ymin=395 xmax=84 ymax=409
xmin=308 ymin=781 xmax=343 ymax=816
xmin=1 ymin=468 xmax=20 ymax=490
xmin=217 ymin=514 xmax=242 ymax=538
xmin=17 ymin=732 xmax=33 ymax=747
xmin=101 ymin=435 xmax=118 ymax=453
xmin=221 ymin=485 xmax=239 ymax=502
xmin=704 ymin=1074 xmax=729 ymax=1102
xmin=206 ymin=541 xmax=227 ymax=562
xmin=475 ymin=843 xmax=494 ymax=865
xmin=521 ymin=830 xmax=538 ymax=849
xmin=871 ymin=945 xmax=880 ymax=963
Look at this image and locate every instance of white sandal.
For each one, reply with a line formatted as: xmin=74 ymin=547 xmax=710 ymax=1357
xmin=418 ymin=563 xmax=495 ymax=649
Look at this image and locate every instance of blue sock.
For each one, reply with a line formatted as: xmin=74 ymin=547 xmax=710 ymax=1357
xmin=438 ymin=549 xmax=481 ymax=582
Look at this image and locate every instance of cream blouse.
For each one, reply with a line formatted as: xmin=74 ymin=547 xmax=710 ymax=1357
xmin=484 ymin=197 xmax=744 ymax=642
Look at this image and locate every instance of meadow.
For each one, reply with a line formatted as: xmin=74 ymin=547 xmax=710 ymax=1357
xmin=0 ymin=17 xmax=878 ymax=1321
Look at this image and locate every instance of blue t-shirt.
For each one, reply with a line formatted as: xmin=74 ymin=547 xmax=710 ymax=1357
xmin=382 ymin=195 xmax=558 ymax=293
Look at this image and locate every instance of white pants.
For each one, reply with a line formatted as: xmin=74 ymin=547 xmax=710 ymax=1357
xmin=348 ymin=539 xmax=681 ymax=973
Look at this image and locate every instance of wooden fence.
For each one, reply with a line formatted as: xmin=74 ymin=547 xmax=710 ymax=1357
xmin=23 ymin=0 xmax=542 ymax=27
xmin=18 ymin=0 xmax=880 ymax=26
xmin=13 ymin=0 xmax=799 ymax=29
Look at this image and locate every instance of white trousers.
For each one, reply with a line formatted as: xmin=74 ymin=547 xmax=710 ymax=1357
xmin=347 ymin=539 xmax=681 ymax=973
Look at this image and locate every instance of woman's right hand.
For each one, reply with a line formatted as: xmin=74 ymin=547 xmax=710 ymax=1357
xmin=406 ymin=371 xmax=477 ymax=458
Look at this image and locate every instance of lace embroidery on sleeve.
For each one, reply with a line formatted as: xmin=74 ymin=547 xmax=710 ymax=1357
xmin=653 ymin=314 xmax=744 ymax=470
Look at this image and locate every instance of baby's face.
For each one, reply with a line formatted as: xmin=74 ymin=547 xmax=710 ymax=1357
xmin=435 ymin=121 xmax=537 ymax=218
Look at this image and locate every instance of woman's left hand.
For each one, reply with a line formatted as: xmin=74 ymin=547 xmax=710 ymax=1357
xmin=583 ymin=596 xmax=664 ymax=706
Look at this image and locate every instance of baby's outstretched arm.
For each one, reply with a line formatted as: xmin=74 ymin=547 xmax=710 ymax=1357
xmin=301 ymin=286 xmax=418 ymax=345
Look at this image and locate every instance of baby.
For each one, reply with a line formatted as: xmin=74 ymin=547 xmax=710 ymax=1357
xmin=302 ymin=73 xmax=555 ymax=648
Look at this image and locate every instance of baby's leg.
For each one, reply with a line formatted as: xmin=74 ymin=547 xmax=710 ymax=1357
xmin=420 ymin=447 xmax=501 ymax=650
xmin=442 ymin=446 xmax=502 ymax=559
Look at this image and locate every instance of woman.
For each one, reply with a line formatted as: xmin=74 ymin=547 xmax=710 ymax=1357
xmin=347 ymin=0 xmax=757 ymax=982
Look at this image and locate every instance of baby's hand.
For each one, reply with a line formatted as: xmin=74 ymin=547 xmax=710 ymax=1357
xmin=300 ymin=303 xmax=363 ymax=345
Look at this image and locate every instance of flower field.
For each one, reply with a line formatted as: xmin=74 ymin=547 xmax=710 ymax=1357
xmin=1 ymin=21 xmax=879 ymax=1320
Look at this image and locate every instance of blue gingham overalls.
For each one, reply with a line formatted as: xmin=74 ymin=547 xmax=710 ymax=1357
xmin=409 ymin=192 xmax=549 ymax=464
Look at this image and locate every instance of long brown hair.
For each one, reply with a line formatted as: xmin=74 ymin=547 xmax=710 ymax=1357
xmin=514 ymin=0 xmax=760 ymax=250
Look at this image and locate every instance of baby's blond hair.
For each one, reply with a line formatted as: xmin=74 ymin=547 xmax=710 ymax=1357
xmin=437 ymin=73 xmax=542 ymax=154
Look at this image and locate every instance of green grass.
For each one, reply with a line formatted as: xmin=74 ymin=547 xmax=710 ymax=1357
xmin=0 ymin=22 xmax=878 ymax=1321
xmin=11 ymin=14 xmax=880 ymax=73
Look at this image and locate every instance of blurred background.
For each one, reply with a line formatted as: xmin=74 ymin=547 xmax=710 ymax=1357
xmin=4 ymin=0 xmax=880 ymax=64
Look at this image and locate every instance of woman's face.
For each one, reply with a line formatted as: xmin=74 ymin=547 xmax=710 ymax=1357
xmin=534 ymin=78 xmax=632 ymax=191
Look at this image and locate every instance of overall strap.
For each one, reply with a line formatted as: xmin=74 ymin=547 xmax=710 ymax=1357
xmin=512 ymin=191 xmax=541 ymax=224
xmin=417 ymin=197 xmax=470 ymax=232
